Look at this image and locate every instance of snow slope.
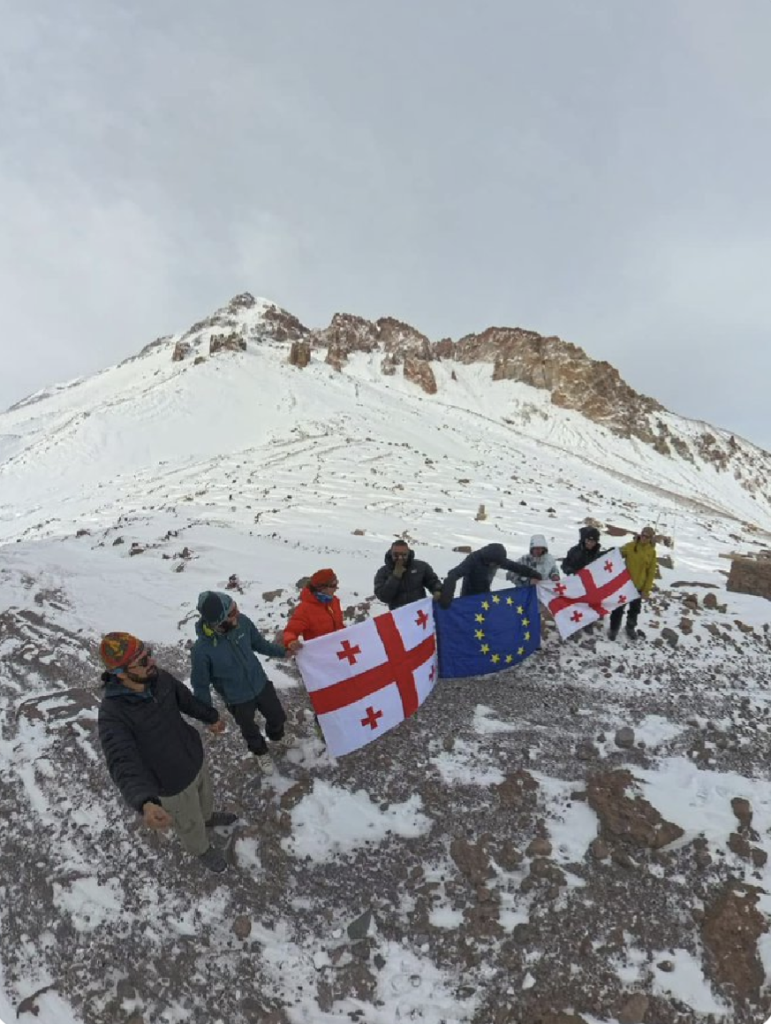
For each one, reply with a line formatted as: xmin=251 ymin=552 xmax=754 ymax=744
xmin=2 ymin=298 xmax=771 ymax=1024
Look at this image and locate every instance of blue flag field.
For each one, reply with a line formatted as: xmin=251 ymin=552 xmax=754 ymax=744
xmin=434 ymin=585 xmax=541 ymax=679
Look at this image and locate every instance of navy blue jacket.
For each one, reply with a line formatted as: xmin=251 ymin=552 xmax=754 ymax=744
xmin=191 ymin=612 xmax=286 ymax=707
xmin=98 ymin=668 xmax=219 ymax=813
xmin=440 ymin=543 xmax=540 ymax=605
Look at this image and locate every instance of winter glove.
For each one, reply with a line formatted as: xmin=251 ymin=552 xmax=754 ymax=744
xmin=432 ymin=590 xmax=442 ymax=600
xmin=438 ymin=593 xmax=453 ymax=610
xmin=392 ymin=561 xmax=407 ymax=579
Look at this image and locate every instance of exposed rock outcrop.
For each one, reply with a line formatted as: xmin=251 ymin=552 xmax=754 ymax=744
xmin=403 ymin=356 xmax=437 ymax=395
xmin=209 ymin=332 xmax=246 ymax=356
xmin=727 ymin=557 xmax=771 ymax=600
xmin=288 ymin=340 xmax=311 ymax=369
xmin=311 ymin=313 xmax=432 ymax=365
xmin=702 ymin=883 xmax=768 ymax=1003
xmin=586 ymin=769 xmax=684 ymax=850
xmin=171 ymin=340 xmax=191 ymax=363
xmin=261 ymin=303 xmax=309 ymax=342
xmin=454 ymin=327 xmax=662 ymax=441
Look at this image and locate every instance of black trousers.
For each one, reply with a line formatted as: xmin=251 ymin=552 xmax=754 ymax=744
xmin=227 ymin=680 xmax=287 ymax=755
xmin=609 ymin=597 xmax=642 ymax=633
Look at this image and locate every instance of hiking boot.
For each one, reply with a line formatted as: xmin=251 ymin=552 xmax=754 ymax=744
xmin=255 ymin=754 xmax=275 ymax=776
xmin=608 ymin=627 xmax=619 ymax=641
xmin=198 ymin=846 xmax=227 ymax=873
xmin=269 ymin=732 xmax=295 ymax=750
xmin=626 ymin=626 xmax=638 ymax=640
xmin=205 ymin=812 xmax=239 ymax=828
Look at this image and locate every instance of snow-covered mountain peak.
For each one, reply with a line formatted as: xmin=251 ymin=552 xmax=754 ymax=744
xmin=3 ymin=292 xmax=771 ymax=548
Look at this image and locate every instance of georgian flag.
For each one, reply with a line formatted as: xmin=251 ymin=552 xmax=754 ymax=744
xmin=536 ymin=548 xmax=640 ymax=639
xmin=295 ymin=598 xmax=438 ymax=757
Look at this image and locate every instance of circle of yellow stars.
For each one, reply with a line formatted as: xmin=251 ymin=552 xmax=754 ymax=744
xmin=473 ymin=594 xmax=535 ymax=665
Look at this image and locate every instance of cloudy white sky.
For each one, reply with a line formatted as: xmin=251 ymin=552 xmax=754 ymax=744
xmin=2 ymin=1 xmax=770 ymax=447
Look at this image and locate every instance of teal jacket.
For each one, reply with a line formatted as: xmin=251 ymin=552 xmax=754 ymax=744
xmin=191 ymin=613 xmax=286 ymax=707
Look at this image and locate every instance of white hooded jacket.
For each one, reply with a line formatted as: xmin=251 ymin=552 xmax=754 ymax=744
xmin=506 ymin=534 xmax=560 ymax=586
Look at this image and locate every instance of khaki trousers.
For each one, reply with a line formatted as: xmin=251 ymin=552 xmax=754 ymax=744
xmin=159 ymin=762 xmax=213 ymax=856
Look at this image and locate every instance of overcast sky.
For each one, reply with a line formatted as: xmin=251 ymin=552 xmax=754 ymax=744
xmin=2 ymin=1 xmax=770 ymax=447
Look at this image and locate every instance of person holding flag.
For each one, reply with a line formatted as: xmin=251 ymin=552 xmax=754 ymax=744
xmin=438 ymin=542 xmax=541 ymax=608
xmin=608 ymin=526 xmax=658 ymax=640
xmin=283 ymin=569 xmax=344 ymax=652
xmin=283 ymin=569 xmax=345 ymax=743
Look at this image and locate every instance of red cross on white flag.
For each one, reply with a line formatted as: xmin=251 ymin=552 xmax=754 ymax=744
xmin=294 ymin=598 xmax=439 ymax=757
xmin=536 ymin=549 xmax=640 ymax=639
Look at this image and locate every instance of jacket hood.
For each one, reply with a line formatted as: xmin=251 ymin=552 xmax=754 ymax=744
xmin=478 ymin=543 xmax=507 ymax=564
xmin=579 ymin=526 xmax=600 ymax=544
xmin=384 ymin=547 xmax=415 ymax=568
xmin=529 ymin=534 xmax=548 ymax=552
xmin=194 ymin=616 xmax=242 ymax=644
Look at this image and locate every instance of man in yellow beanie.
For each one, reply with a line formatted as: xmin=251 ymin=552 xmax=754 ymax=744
xmin=97 ymin=632 xmax=236 ymax=873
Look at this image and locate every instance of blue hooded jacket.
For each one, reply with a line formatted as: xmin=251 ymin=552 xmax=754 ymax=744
xmin=191 ymin=612 xmax=286 ymax=707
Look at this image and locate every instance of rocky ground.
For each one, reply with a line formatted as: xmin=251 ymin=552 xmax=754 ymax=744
xmin=2 ymin=584 xmax=771 ymax=1024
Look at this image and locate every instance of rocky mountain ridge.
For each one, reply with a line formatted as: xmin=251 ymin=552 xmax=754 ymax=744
xmin=166 ymin=293 xmax=769 ymax=502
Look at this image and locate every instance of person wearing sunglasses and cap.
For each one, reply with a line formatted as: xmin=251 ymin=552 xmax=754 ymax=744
xmin=97 ymin=632 xmax=235 ymax=874
xmin=191 ymin=591 xmax=291 ymax=776
xmin=608 ymin=526 xmax=658 ymax=641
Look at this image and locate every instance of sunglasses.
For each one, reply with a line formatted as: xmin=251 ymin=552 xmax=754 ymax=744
xmin=128 ymin=650 xmax=153 ymax=670
xmin=321 ymin=581 xmax=339 ymax=589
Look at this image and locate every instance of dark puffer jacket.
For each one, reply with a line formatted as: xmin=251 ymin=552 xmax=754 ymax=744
xmin=98 ymin=669 xmax=219 ymax=813
xmin=440 ymin=543 xmax=540 ymax=605
xmin=373 ymin=549 xmax=441 ymax=610
xmin=562 ymin=526 xmax=603 ymax=575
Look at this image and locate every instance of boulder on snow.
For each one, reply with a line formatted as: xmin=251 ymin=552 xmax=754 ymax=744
xmin=727 ymin=556 xmax=771 ymax=600
xmin=289 ymin=339 xmax=311 ymax=368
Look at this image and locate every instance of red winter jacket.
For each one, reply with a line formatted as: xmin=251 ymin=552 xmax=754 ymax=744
xmin=283 ymin=588 xmax=344 ymax=645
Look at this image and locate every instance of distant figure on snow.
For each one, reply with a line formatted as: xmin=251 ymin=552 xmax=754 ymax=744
xmin=506 ymin=533 xmax=561 ymax=587
xmin=374 ymin=540 xmax=442 ymax=611
xmin=438 ymin=543 xmax=541 ymax=609
xmin=609 ymin=526 xmax=658 ymax=641
xmin=191 ymin=592 xmax=290 ymax=776
xmin=97 ymin=632 xmax=235 ymax=875
xmin=562 ymin=526 xmax=603 ymax=575
xmin=283 ymin=568 xmax=344 ymax=650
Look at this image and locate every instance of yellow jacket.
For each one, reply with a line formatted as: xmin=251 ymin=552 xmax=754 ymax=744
xmin=620 ymin=539 xmax=657 ymax=597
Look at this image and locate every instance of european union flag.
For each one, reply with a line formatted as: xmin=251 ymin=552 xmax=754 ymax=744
xmin=435 ymin=586 xmax=541 ymax=679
